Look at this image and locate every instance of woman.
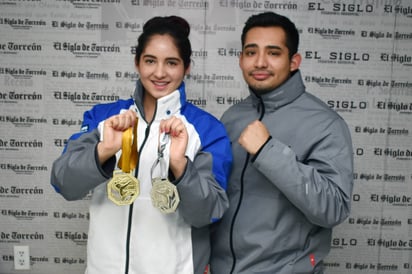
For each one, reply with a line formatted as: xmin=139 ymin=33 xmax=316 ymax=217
xmin=51 ymin=16 xmax=232 ymax=274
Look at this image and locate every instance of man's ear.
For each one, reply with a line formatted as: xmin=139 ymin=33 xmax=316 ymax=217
xmin=290 ymin=53 xmax=301 ymax=72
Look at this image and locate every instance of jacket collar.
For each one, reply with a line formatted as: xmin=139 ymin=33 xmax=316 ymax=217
xmin=133 ymin=81 xmax=186 ymax=121
xmin=250 ymin=70 xmax=305 ymax=112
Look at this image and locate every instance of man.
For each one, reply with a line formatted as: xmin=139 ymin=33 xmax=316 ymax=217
xmin=210 ymin=11 xmax=354 ymax=274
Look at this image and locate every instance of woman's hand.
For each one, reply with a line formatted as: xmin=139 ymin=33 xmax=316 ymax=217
xmin=159 ymin=116 xmax=188 ymax=178
xmin=97 ymin=110 xmax=137 ymax=164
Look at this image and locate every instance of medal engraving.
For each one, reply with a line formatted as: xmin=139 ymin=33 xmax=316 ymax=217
xmin=150 ymin=177 xmax=180 ymax=213
xmin=107 ymin=170 xmax=140 ymax=206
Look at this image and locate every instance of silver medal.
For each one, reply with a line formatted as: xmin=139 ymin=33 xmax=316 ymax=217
xmin=151 ymin=177 xmax=180 ymax=214
xmin=150 ymin=133 xmax=180 ymax=213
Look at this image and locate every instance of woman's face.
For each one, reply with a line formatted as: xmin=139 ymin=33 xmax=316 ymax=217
xmin=136 ymin=34 xmax=190 ymax=101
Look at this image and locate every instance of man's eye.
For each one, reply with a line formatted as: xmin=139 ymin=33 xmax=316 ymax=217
xmin=145 ymin=59 xmax=155 ymax=64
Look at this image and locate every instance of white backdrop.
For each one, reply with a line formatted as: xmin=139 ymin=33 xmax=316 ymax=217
xmin=1 ymin=0 xmax=411 ymax=273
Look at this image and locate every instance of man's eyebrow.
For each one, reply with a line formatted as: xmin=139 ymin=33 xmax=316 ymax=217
xmin=266 ymin=45 xmax=282 ymax=50
xmin=243 ymin=44 xmax=282 ymax=50
xmin=244 ymin=43 xmax=258 ymax=49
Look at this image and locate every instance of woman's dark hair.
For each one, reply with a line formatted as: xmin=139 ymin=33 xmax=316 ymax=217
xmin=135 ymin=16 xmax=192 ymax=69
xmin=241 ymin=12 xmax=299 ymax=59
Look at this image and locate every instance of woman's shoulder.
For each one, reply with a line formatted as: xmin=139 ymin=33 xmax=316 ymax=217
xmin=182 ymin=102 xmax=221 ymax=126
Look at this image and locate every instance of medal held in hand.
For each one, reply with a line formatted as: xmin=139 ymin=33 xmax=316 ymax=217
xmin=107 ymin=170 xmax=139 ymax=206
xmin=107 ymin=119 xmax=140 ymax=206
xmin=151 ymin=177 xmax=180 ymax=214
xmin=150 ymin=133 xmax=180 ymax=214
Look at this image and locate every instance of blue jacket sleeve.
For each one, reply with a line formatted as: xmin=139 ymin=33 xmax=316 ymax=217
xmin=50 ymin=100 xmax=133 ymax=200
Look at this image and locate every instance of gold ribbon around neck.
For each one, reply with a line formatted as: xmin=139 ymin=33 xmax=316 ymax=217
xmin=118 ymin=119 xmax=138 ymax=172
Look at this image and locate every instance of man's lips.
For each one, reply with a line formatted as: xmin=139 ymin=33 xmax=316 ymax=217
xmin=250 ymin=71 xmax=273 ymax=80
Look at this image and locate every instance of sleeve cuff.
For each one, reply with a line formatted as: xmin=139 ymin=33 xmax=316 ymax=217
xmin=94 ymin=142 xmax=115 ymax=178
xmin=251 ymin=136 xmax=272 ymax=162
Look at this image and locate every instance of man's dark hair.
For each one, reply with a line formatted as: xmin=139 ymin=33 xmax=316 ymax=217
xmin=241 ymin=12 xmax=299 ymax=59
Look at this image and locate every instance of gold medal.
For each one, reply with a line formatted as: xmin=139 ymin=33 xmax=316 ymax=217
xmin=107 ymin=118 xmax=139 ymax=206
xmin=150 ymin=177 xmax=180 ymax=214
xmin=107 ymin=170 xmax=140 ymax=206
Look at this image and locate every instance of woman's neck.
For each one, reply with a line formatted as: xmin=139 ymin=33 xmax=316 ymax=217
xmin=143 ymin=94 xmax=156 ymax=123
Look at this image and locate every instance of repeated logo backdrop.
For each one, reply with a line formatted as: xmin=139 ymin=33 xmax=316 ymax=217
xmin=0 ymin=0 xmax=411 ymax=273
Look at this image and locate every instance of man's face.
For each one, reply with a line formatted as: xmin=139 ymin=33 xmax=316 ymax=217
xmin=239 ymin=26 xmax=300 ymax=94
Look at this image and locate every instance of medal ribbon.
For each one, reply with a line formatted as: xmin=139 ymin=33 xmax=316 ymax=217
xmin=150 ymin=133 xmax=179 ymax=214
xmin=118 ymin=119 xmax=138 ymax=173
xmin=150 ymin=132 xmax=169 ymax=180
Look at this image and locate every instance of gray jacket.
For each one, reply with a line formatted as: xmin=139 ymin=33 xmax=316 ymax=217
xmin=210 ymin=70 xmax=353 ymax=274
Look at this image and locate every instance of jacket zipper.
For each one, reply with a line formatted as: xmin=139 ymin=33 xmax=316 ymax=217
xmin=229 ymin=95 xmax=265 ymax=274
xmin=124 ymin=124 xmax=151 ymax=274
